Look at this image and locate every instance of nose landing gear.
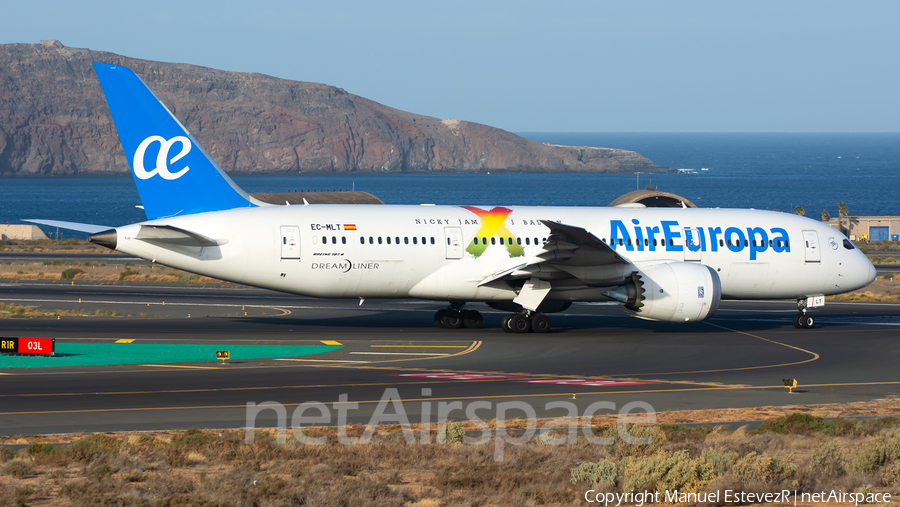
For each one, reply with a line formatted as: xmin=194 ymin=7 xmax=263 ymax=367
xmin=793 ymin=297 xmax=820 ymax=329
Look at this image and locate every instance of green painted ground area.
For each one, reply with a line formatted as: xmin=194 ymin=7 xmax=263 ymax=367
xmin=0 ymin=343 xmax=342 ymax=368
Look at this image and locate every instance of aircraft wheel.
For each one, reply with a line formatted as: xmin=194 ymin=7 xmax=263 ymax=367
xmin=463 ymin=310 xmax=483 ymax=329
xmin=531 ymin=314 xmax=551 ymax=333
xmin=443 ymin=310 xmax=463 ymax=329
xmin=501 ymin=314 xmax=514 ymax=333
xmin=792 ymin=314 xmax=803 ymax=329
xmin=801 ymin=314 xmax=815 ymax=328
xmin=509 ymin=313 xmax=531 ymax=333
xmin=434 ymin=309 xmax=447 ymax=328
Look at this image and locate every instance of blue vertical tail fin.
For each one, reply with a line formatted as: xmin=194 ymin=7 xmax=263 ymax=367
xmin=92 ymin=62 xmax=263 ymax=220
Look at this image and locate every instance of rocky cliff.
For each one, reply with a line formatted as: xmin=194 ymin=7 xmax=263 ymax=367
xmin=0 ymin=41 xmax=666 ymax=176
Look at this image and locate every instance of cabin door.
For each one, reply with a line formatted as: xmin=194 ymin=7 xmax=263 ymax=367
xmin=445 ymin=227 xmax=464 ymax=260
xmin=280 ymin=226 xmax=301 ymax=259
xmin=802 ymin=230 xmax=820 ymax=263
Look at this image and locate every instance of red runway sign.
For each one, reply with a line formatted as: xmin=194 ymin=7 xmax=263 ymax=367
xmin=0 ymin=337 xmax=55 ymax=355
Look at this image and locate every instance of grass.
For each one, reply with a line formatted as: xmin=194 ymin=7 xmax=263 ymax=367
xmin=1 ymin=413 xmax=899 ymax=506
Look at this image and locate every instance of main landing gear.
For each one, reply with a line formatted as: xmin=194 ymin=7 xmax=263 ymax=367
xmin=434 ymin=304 xmax=483 ymax=329
xmin=501 ymin=311 xmax=551 ymax=334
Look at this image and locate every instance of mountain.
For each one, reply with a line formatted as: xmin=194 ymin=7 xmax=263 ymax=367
xmin=0 ymin=41 xmax=667 ymax=176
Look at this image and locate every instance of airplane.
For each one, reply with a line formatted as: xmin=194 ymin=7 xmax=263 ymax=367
xmin=27 ymin=63 xmax=877 ymax=333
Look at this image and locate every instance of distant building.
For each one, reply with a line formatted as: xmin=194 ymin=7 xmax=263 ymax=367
xmin=0 ymin=224 xmax=50 ymax=240
xmin=826 ymin=217 xmax=900 ymax=242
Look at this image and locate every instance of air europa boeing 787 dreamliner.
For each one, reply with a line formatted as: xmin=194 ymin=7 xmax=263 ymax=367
xmin=28 ymin=63 xmax=876 ymax=333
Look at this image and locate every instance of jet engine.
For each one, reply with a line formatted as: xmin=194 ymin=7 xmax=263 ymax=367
xmin=606 ymin=262 xmax=721 ymax=323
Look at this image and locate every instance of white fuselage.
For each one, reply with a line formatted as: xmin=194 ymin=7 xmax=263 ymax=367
xmin=110 ymin=204 xmax=876 ymax=304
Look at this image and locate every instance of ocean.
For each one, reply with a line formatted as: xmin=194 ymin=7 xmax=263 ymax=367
xmin=1 ymin=133 xmax=898 ymax=236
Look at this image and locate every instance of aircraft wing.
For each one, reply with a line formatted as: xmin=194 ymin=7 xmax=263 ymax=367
xmin=479 ymin=220 xmax=635 ymax=289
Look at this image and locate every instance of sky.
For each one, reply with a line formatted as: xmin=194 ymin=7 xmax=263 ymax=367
xmin=3 ymin=0 xmax=898 ymax=132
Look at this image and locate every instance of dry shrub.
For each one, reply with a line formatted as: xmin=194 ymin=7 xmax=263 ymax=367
xmin=60 ymin=476 xmax=138 ymax=506
xmin=758 ymin=413 xmax=842 ymax=435
xmin=701 ymin=447 xmax=737 ymax=475
xmin=851 ymin=417 xmax=900 ymax=437
xmin=619 ymin=450 xmax=717 ymax=495
xmin=60 ymin=433 xmax=120 ymax=463
xmin=731 ymin=451 xmax=797 ymax=484
xmin=848 ymin=429 xmax=900 ymax=475
xmin=570 ymin=460 xmax=618 ymax=486
xmin=811 ymin=440 xmax=846 ymax=477
xmin=0 ymin=447 xmax=13 ymax=462
xmin=2 ymin=460 xmax=35 ymax=478
xmin=0 ymin=480 xmax=33 ymax=507
xmin=698 ymin=474 xmax=743 ymax=507
xmin=876 ymin=460 xmax=900 ymax=487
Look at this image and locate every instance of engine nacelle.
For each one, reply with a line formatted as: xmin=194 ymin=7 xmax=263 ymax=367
xmin=620 ymin=262 xmax=721 ymax=323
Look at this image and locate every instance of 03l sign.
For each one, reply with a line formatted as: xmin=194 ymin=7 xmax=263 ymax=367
xmin=0 ymin=337 xmax=55 ymax=355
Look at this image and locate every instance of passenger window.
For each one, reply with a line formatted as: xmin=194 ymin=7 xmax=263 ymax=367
xmin=626 ymin=239 xmax=632 ymax=246
xmin=618 ymin=239 xmax=623 ymax=246
xmin=447 ymin=238 xmax=450 ymax=245
xmin=395 ymin=237 xmax=399 ymax=244
xmin=719 ymin=239 xmax=724 ymax=247
xmin=473 ymin=237 xmax=478 ymax=245
xmin=499 ymin=237 xmax=505 ymax=245
xmin=360 ymin=237 xmax=365 ymax=245
xmin=492 ymin=237 xmax=496 ymax=245
xmin=843 ymin=239 xmax=855 ymax=250
xmin=322 ymin=236 xmax=326 ymax=244
xmin=282 ymin=238 xmax=286 ymax=244
xmin=369 ymin=237 xmax=374 ymax=244
xmin=342 ymin=237 xmax=346 ymax=244
xmin=422 ymin=237 xmax=427 ymax=245
xmin=404 ymin=237 xmax=409 ymax=244
xmin=387 ymin=237 xmax=391 ymax=244
xmin=517 ymin=238 xmax=522 ymax=245
xmin=644 ymin=239 xmax=649 ymax=246
xmin=332 ymin=236 xmax=337 ymax=244
xmin=413 ymin=237 xmax=418 ymax=244
xmin=526 ymin=238 xmax=531 ymax=245
xmin=744 ymin=240 xmax=748 ymax=247
xmin=430 ymin=237 xmax=435 ymax=244
xmin=543 ymin=237 xmax=547 ymax=243
xmin=769 ymin=240 xmax=773 ymax=247
xmin=786 ymin=241 xmax=790 ymax=248
xmin=378 ymin=237 xmax=382 ymax=244
xmin=669 ymin=239 xmax=674 ymax=247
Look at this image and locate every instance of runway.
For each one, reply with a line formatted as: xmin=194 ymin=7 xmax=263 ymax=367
xmin=1 ymin=281 xmax=899 ymax=435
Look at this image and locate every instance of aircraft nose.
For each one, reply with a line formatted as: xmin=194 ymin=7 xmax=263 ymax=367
xmin=867 ymin=260 xmax=877 ymax=285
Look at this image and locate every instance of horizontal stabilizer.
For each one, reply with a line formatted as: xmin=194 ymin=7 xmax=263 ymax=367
xmin=23 ymin=219 xmax=112 ymax=234
xmin=135 ymin=225 xmax=228 ymax=248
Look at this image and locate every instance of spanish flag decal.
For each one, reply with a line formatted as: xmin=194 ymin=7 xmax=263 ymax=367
xmin=344 ymin=224 xmax=357 ymax=231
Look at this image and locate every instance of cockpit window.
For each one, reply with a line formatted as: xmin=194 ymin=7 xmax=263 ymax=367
xmin=843 ymin=239 xmax=855 ymax=250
